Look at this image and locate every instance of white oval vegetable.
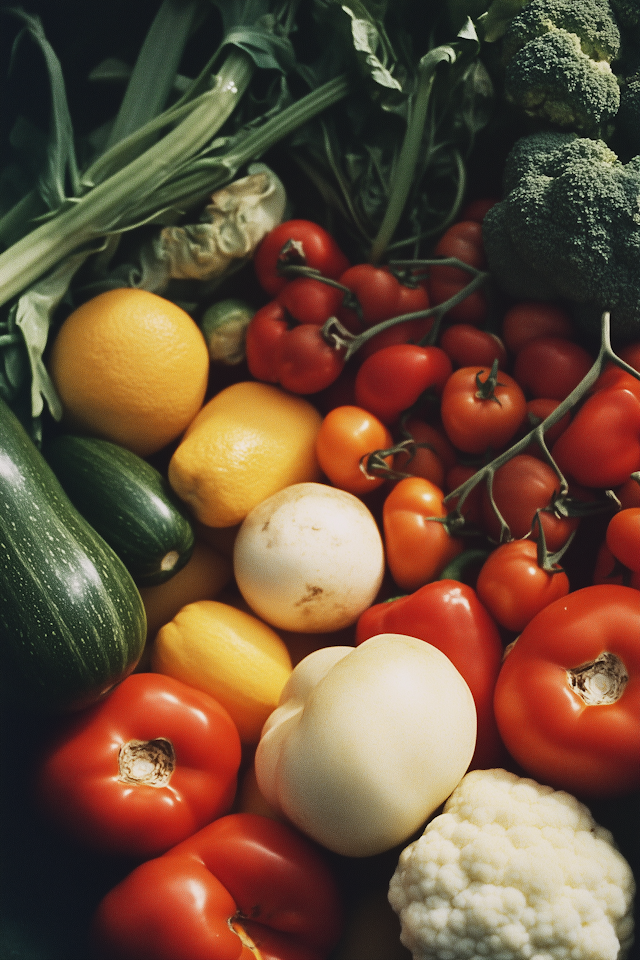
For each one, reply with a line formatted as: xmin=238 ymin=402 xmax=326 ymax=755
xmin=233 ymin=482 xmax=385 ymax=632
xmin=254 ymin=633 xmax=477 ymax=857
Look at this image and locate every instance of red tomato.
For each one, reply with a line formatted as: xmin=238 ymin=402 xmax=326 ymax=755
xmin=428 ymin=220 xmax=488 ymax=324
xmin=500 ymin=300 xmax=574 ymax=355
xmin=245 ymin=300 xmax=288 ymax=382
xmin=439 ymin=323 xmax=507 ymax=370
xmin=592 ymin=540 xmax=640 ymax=588
xmin=617 ymin=474 xmax=640 ymax=509
xmin=606 ymin=507 xmax=640 ymax=573
xmin=336 ymin=263 xmax=402 ymax=331
xmin=479 ymin=453 xmax=579 ymax=550
xmin=520 ymin=397 xmax=572 ymax=449
xmin=393 ymin=417 xmax=457 ymax=489
xmin=445 ymin=463 xmax=484 ymax=526
xmin=358 ymin=281 xmax=433 ymax=359
xmin=254 ymin=220 xmax=349 ymax=296
xmin=382 ymin=476 xmax=463 ymax=591
xmin=512 ymin=335 xmax=594 ymax=401
xmin=493 ymin=584 xmax=640 ymax=796
xmin=440 ymin=363 xmax=527 ymax=454
xmin=355 ymin=579 xmax=507 ymax=769
xmin=315 ymin=405 xmax=393 ymax=495
xmin=91 ymin=812 xmax=344 ymax=960
xmin=277 ymin=323 xmax=346 ymax=395
xmin=34 ymin=673 xmax=242 ymax=858
xmin=278 ymin=276 xmax=344 ymax=325
xmin=552 ymin=385 xmax=640 ymax=488
xmin=476 ymin=538 xmax=570 ymax=633
xmin=354 ymin=343 xmax=453 ymax=425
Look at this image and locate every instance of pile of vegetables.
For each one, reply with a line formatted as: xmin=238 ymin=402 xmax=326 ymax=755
xmin=0 ymin=1 xmax=639 ymax=959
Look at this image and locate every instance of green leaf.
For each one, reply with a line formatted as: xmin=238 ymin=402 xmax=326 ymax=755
xmin=6 ymin=8 xmax=80 ymax=209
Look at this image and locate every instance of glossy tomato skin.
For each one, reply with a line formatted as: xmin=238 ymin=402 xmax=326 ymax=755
xmin=315 ymin=405 xmax=393 ymax=495
xmin=254 ymin=220 xmax=349 ymax=297
xmin=475 ymin=539 xmax=570 ymax=633
xmin=278 ymin=276 xmax=343 ymax=326
xmin=336 ymin=263 xmax=402 ymax=332
xmin=91 ymin=812 xmax=344 ymax=960
xmin=606 ymin=507 xmax=640 ymax=573
xmin=245 ymin=300 xmax=288 ymax=383
xmin=440 ymin=365 xmax=527 ymax=454
xmin=355 ymin=580 xmax=507 ymax=769
xmin=393 ymin=417 xmax=457 ymax=490
xmin=500 ymin=300 xmax=574 ymax=355
xmin=382 ymin=476 xmax=463 ymax=591
xmin=35 ymin=673 xmax=242 ymax=858
xmin=276 ymin=322 xmax=345 ymax=394
xmin=354 ymin=343 xmax=453 ymax=425
xmin=428 ymin=220 xmax=488 ymax=325
xmin=493 ymin=584 xmax=640 ymax=797
xmin=479 ymin=453 xmax=579 ymax=550
xmin=439 ymin=323 xmax=507 ymax=370
xmin=552 ymin=385 xmax=640 ymax=488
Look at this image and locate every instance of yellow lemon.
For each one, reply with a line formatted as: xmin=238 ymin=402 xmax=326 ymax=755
xmin=167 ymin=381 xmax=322 ymax=527
xmin=151 ymin=599 xmax=292 ymax=743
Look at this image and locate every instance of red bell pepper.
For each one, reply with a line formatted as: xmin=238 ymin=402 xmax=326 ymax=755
xmin=90 ymin=812 xmax=345 ymax=960
xmin=355 ymin=579 xmax=507 ymax=769
xmin=34 ymin=672 xmax=242 ymax=858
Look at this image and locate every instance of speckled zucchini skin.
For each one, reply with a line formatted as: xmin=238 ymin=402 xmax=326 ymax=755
xmin=44 ymin=434 xmax=195 ymax=586
xmin=0 ymin=401 xmax=146 ymax=713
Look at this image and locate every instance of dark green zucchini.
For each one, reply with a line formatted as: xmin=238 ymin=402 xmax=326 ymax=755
xmin=0 ymin=400 xmax=146 ymax=713
xmin=43 ymin=435 xmax=195 ymax=586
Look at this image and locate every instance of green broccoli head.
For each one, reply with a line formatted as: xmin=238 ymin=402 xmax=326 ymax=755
xmin=482 ymin=131 xmax=640 ymax=344
xmin=502 ymin=0 xmax=621 ymax=62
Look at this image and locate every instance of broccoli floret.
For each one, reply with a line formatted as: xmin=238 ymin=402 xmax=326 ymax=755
xmin=499 ymin=0 xmax=622 ymax=134
xmin=482 ymin=130 xmax=640 ymax=344
xmin=617 ymin=70 xmax=640 ymax=153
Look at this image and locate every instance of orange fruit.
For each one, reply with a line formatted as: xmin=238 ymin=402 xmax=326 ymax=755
xmin=47 ymin=288 xmax=210 ymax=457
xmin=168 ymin=380 xmax=323 ymax=528
xmin=139 ymin=538 xmax=233 ymax=643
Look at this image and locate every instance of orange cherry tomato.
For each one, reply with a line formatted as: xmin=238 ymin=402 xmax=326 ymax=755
xmin=382 ymin=476 xmax=463 ymax=591
xmin=315 ymin=405 xmax=393 ymax=495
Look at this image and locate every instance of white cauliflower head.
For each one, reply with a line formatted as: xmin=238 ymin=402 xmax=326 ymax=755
xmin=388 ymin=768 xmax=635 ymax=960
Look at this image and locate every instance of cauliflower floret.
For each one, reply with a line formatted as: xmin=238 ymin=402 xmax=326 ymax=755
xmin=389 ymin=768 xmax=635 ymax=960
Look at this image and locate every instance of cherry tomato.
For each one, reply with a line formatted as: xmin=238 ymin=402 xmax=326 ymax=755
xmin=245 ymin=300 xmax=288 ymax=383
xmin=336 ymin=263 xmax=402 ymax=332
xmin=617 ymin=474 xmax=640 ymax=509
xmin=479 ymin=453 xmax=579 ymax=550
xmin=520 ymin=397 xmax=572 ymax=449
xmin=382 ymin=476 xmax=463 ymax=591
xmin=440 ymin=363 xmax=527 ymax=454
xmin=393 ymin=418 xmax=457 ymax=489
xmin=254 ymin=219 xmax=349 ymax=296
xmin=512 ymin=335 xmax=594 ymax=401
xmin=592 ymin=540 xmax=640 ymax=588
xmin=359 ymin=281 xmax=433 ymax=359
xmin=493 ymin=584 xmax=640 ymax=796
xmin=354 ymin=343 xmax=453 ymax=425
xmin=439 ymin=323 xmax=507 ymax=370
xmin=315 ymin=405 xmax=393 ymax=495
xmin=278 ymin=276 xmax=343 ymax=325
xmin=500 ymin=300 xmax=574 ymax=355
xmin=445 ymin=463 xmax=484 ymax=526
xmin=476 ymin=538 xmax=570 ymax=633
xmin=606 ymin=507 xmax=640 ymax=573
xmin=428 ymin=220 xmax=488 ymax=324
xmin=277 ymin=323 xmax=345 ymax=395
xmin=552 ymin=385 xmax=640 ymax=488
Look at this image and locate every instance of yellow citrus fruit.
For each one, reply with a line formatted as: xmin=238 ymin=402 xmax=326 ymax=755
xmin=139 ymin=538 xmax=233 ymax=643
xmin=168 ymin=380 xmax=323 ymax=528
xmin=47 ymin=288 xmax=210 ymax=457
xmin=151 ymin=599 xmax=293 ymax=744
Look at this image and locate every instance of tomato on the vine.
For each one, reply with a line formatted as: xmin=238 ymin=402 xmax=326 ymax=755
xmin=439 ymin=323 xmax=507 ymax=370
xmin=277 ymin=276 xmax=343 ymax=326
xmin=427 ymin=220 xmax=488 ymax=325
xmin=479 ymin=453 xmax=579 ymax=550
xmin=276 ymin=322 xmax=345 ymax=395
xmin=315 ymin=405 xmax=393 ymax=495
xmin=439 ymin=362 xmax=527 ymax=454
xmin=358 ymin=280 xmax=433 ymax=359
xmin=393 ymin=417 xmax=457 ymax=489
xmin=354 ymin=343 xmax=452 ymax=425
xmin=254 ymin=219 xmax=350 ymax=296
xmin=475 ymin=538 xmax=570 ymax=633
xmin=336 ymin=263 xmax=402 ymax=332
xmin=382 ymin=476 xmax=463 ymax=591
